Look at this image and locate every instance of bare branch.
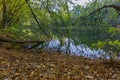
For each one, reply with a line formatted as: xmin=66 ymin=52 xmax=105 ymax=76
xmin=25 ymin=0 xmax=51 ymax=38
xmin=89 ymin=4 xmax=120 ymax=16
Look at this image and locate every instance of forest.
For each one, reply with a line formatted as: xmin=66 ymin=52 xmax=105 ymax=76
xmin=0 ymin=0 xmax=120 ymax=79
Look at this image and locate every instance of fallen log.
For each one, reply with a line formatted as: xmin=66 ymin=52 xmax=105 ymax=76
xmin=0 ymin=37 xmax=45 ymax=44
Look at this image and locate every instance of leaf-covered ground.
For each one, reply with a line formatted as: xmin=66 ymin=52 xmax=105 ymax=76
xmin=0 ymin=43 xmax=120 ymax=80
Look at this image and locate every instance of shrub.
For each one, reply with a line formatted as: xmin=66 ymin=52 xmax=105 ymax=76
xmin=92 ymin=40 xmax=120 ymax=60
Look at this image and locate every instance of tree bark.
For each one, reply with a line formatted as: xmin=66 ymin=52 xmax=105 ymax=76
xmin=2 ymin=0 xmax=7 ymax=28
xmin=0 ymin=37 xmax=45 ymax=44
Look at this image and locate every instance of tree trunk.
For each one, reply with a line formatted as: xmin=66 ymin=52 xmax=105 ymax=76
xmin=2 ymin=0 xmax=7 ymax=28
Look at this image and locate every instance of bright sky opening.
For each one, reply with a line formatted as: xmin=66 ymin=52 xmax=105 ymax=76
xmin=72 ymin=0 xmax=92 ymax=6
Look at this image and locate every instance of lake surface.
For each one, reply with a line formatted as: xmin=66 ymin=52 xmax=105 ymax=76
xmin=42 ymin=39 xmax=110 ymax=59
xmin=28 ymin=38 xmax=120 ymax=60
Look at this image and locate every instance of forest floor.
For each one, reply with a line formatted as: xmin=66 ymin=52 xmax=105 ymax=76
xmin=0 ymin=43 xmax=120 ymax=80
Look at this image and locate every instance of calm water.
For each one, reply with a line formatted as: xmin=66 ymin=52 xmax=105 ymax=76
xmin=41 ymin=39 xmax=110 ymax=59
xmin=28 ymin=38 xmax=120 ymax=59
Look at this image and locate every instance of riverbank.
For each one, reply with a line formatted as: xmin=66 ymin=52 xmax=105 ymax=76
xmin=0 ymin=44 xmax=120 ymax=79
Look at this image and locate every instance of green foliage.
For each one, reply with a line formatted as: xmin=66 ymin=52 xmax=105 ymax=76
xmin=0 ymin=0 xmax=29 ymax=28
xmin=1 ymin=0 xmax=120 ymax=57
xmin=92 ymin=40 xmax=120 ymax=60
xmin=0 ymin=24 xmax=47 ymax=40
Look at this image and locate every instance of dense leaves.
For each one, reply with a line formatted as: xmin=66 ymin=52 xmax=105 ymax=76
xmin=0 ymin=0 xmax=120 ymax=44
xmin=0 ymin=45 xmax=120 ymax=79
xmin=92 ymin=40 xmax=120 ymax=60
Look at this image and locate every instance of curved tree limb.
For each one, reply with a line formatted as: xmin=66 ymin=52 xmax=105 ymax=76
xmin=89 ymin=4 xmax=120 ymax=16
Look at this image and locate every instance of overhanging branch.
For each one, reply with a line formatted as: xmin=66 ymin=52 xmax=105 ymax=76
xmin=89 ymin=4 xmax=120 ymax=16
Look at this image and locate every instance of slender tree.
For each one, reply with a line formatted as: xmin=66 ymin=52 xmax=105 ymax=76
xmin=1 ymin=0 xmax=6 ymax=28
